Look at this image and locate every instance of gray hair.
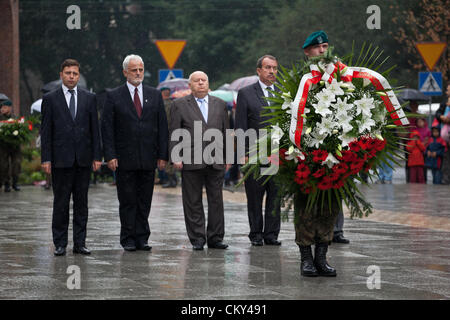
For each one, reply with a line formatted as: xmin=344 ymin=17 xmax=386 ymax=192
xmin=188 ymin=71 xmax=209 ymax=83
xmin=123 ymin=54 xmax=144 ymax=70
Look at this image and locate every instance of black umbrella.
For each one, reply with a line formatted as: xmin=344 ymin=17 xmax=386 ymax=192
xmin=398 ymin=88 xmax=430 ymax=102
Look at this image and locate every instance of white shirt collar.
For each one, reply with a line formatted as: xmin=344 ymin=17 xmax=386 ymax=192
xmin=127 ymin=81 xmax=142 ymax=94
xmin=195 ymin=95 xmax=209 ymax=104
xmin=259 ymin=80 xmax=274 ymax=92
xmin=62 ymin=84 xmax=77 ymax=95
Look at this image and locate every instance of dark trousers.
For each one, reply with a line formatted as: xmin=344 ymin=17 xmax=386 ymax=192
xmin=116 ymin=168 xmax=155 ymax=248
xmin=51 ymin=164 xmax=91 ymax=248
xmin=181 ymin=167 xmax=225 ymax=246
xmin=244 ymin=175 xmax=281 ymax=242
xmin=333 ymin=209 xmax=344 ymax=237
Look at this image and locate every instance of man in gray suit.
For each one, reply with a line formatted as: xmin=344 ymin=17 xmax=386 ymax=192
xmin=170 ymin=71 xmax=230 ymax=250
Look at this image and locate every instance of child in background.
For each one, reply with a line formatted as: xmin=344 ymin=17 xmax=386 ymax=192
xmin=425 ymin=127 xmax=447 ymax=184
xmin=406 ymin=131 xmax=426 ymax=183
xmin=416 ymin=118 xmax=431 ymax=182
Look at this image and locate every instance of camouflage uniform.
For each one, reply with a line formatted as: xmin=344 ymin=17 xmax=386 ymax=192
xmin=294 ymin=192 xmax=339 ymax=247
xmin=0 ymin=112 xmax=22 ymax=191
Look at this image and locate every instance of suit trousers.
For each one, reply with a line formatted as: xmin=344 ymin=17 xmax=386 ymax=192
xmin=51 ymin=164 xmax=91 ymax=248
xmin=181 ymin=167 xmax=225 ymax=246
xmin=244 ymin=175 xmax=281 ymax=242
xmin=116 ymin=168 xmax=155 ymax=248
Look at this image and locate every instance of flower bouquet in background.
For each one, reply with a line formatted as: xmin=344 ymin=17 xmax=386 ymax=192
xmin=242 ymin=45 xmax=409 ymax=219
xmin=0 ymin=117 xmax=34 ymax=147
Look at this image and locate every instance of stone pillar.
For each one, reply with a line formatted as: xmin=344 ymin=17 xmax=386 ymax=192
xmin=0 ymin=0 xmax=20 ymax=116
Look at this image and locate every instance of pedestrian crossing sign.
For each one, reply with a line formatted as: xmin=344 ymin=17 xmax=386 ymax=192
xmin=419 ymin=72 xmax=442 ymax=96
xmin=159 ymin=69 xmax=183 ymax=83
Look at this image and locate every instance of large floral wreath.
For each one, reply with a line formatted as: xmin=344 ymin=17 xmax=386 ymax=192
xmin=0 ymin=117 xmax=34 ymax=147
xmin=242 ymin=47 xmax=409 ymax=218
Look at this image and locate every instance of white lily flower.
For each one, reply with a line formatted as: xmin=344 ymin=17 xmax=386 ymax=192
xmin=357 ymin=115 xmax=376 ymax=134
xmin=271 ymin=124 xmax=284 ymax=145
xmin=285 ymin=146 xmax=305 ymax=162
xmin=315 ymin=88 xmax=336 ymax=105
xmin=354 ymin=95 xmax=376 ymax=117
xmin=313 ymin=100 xmax=333 ymax=117
xmin=317 ymin=116 xmax=336 ymax=136
xmin=322 ymin=153 xmax=340 ymax=169
xmin=13 ymin=130 xmax=19 ymax=136
xmin=325 ymin=81 xmax=345 ymax=96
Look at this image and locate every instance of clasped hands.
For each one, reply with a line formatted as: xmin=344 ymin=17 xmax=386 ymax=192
xmin=107 ymin=159 xmax=167 ymax=171
xmin=41 ymin=161 xmax=103 ymax=175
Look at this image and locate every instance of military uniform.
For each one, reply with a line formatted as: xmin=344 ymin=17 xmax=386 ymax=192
xmin=296 ymin=31 xmax=338 ymax=277
xmin=294 ymin=192 xmax=339 ymax=247
xmin=0 ymin=110 xmax=22 ymax=192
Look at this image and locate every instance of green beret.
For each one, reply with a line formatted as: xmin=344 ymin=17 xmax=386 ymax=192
xmin=302 ymin=30 xmax=329 ymax=49
xmin=0 ymin=100 xmax=12 ymax=106
xmin=159 ymin=87 xmax=170 ymax=92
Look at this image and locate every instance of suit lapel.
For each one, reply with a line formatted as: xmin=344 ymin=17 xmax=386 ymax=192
xmin=254 ymin=82 xmax=267 ymax=107
xmin=206 ymin=95 xmax=215 ymax=125
xmin=141 ymin=86 xmax=152 ymax=119
xmin=187 ymin=94 xmax=206 ymax=124
xmin=75 ymin=89 xmax=86 ymax=122
xmin=56 ymin=87 xmax=75 ymax=123
xmin=121 ymin=84 xmax=139 ymax=119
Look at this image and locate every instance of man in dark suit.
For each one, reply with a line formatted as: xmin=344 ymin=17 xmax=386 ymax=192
xmin=41 ymin=59 xmax=102 ymax=256
xmin=101 ymin=54 xmax=169 ymax=252
xmin=170 ymin=71 xmax=230 ymax=251
xmin=235 ymin=55 xmax=282 ymax=247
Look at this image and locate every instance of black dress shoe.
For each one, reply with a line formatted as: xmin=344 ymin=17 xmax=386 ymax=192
xmin=4 ymin=184 xmax=11 ymax=192
xmin=73 ymin=246 xmax=91 ymax=255
xmin=137 ymin=244 xmax=152 ymax=251
xmin=12 ymin=184 xmax=20 ymax=191
xmin=251 ymin=240 xmax=264 ymax=246
xmin=54 ymin=247 xmax=66 ymax=256
xmin=332 ymin=234 xmax=350 ymax=244
xmin=193 ymin=244 xmax=204 ymax=251
xmin=123 ymin=245 xmax=137 ymax=252
xmin=264 ymin=239 xmax=282 ymax=246
xmin=208 ymin=242 xmax=228 ymax=249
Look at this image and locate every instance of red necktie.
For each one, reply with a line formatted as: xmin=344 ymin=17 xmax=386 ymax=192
xmin=134 ymin=88 xmax=142 ymax=118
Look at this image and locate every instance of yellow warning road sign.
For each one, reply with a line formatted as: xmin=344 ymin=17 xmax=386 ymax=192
xmin=415 ymin=42 xmax=446 ymax=71
xmin=155 ymin=40 xmax=187 ymax=69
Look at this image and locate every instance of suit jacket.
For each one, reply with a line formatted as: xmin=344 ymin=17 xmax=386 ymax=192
xmin=40 ymin=87 xmax=102 ymax=168
xmin=170 ymin=94 xmax=229 ymax=171
xmin=101 ymin=83 xmax=169 ymax=171
xmin=235 ymin=81 xmax=279 ymax=153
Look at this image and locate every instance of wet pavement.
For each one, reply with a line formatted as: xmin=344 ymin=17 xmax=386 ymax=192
xmin=0 ymin=166 xmax=449 ymax=300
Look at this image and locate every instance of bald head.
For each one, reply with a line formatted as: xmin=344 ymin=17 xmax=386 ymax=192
xmin=189 ymin=71 xmax=209 ymax=98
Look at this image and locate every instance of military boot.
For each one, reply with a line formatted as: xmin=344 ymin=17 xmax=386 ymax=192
xmin=314 ymin=243 xmax=337 ymax=277
xmin=299 ymin=246 xmax=318 ymax=277
xmin=4 ymin=182 xmax=11 ymax=192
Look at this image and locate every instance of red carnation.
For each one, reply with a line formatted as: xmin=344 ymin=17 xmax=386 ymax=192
xmin=333 ymin=163 xmax=349 ymax=175
xmin=312 ymin=149 xmax=328 ymax=163
xmin=312 ymin=167 xmax=326 ymax=178
xmin=296 ymin=163 xmax=311 ymax=178
xmin=317 ymin=179 xmax=333 ymax=190
xmin=332 ymin=179 xmax=345 ymax=189
xmin=349 ymin=141 xmax=361 ymax=152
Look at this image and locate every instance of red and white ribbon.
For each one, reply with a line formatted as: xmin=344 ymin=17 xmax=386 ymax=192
xmin=289 ymin=61 xmax=409 ymax=148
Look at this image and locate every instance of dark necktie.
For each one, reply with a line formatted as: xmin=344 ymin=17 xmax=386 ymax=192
xmin=134 ymin=87 xmax=142 ymax=118
xmin=266 ymin=87 xmax=274 ymax=106
xmin=68 ymin=89 xmax=76 ymax=120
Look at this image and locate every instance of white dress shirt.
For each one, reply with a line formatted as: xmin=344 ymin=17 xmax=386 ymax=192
xmin=259 ymin=80 xmax=274 ymax=98
xmin=62 ymin=84 xmax=77 ymax=115
xmin=195 ymin=95 xmax=209 ymax=122
xmin=127 ymin=82 xmax=143 ymax=107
